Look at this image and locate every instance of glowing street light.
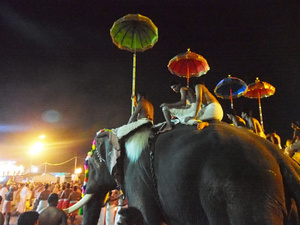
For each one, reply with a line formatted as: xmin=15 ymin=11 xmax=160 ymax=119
xmin=75 ymin=168 xmax=82 ymax=174
xmin=29 ymin=142 xmax=44 ymax=155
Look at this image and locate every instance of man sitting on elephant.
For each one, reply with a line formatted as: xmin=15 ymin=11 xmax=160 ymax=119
xmin=158 ymin=80 xmax=196 ymax=133
xmin=94 ymin=92 xmax=154 ymax=178
xmin=159 ymin=77 xmax=223 ymax=133
xmin=107 ymin=92 xmax=154 ymax=139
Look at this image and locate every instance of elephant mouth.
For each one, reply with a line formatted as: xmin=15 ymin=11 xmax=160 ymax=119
xmin=64 ymin=193 xmax=94 ymax=213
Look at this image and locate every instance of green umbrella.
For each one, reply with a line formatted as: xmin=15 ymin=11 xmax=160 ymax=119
xmin=110 ymin=14 xmax=158 ymax=114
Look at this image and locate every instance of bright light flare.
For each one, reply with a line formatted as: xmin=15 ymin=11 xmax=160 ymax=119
xmin=39 ymin=135 xmax=46 ymax=139
xmin=29 ymin=142 xmax=44 ymax=155
xmin=75 ymin=168 xmax=82 ymax=174
xmin=31 ymin=166 xmax=38 ymax=173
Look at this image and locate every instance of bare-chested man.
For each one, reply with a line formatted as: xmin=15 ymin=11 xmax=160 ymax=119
xmin=60 ymin=183 xmax=72 ymax=210
xmin=128 ymin=92 xmax=154 ymax=123
xmin=37 ymin=183 xmax=51 ymax=213
xmin=67 ymin=186 xmax=81 ymax=224
xmin=184 ymin=83 xmax=223 ymax=129
xmin=241 ymin=108 xmax=266 ymax=138
xmin=291 ymin=121 xmax=300 ymax=144
xmin=266 ymin=130 xmax=282 ymax=149
xmin=226 ymin=109 xmax=246 ymax=128
xmin=39 ymin=193 xmax=67 ymax=225
xmin=158 ymin=81 xmax=196 ymax=133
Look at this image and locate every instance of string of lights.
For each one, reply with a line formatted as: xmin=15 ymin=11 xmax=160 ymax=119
xmin=33 ymin=157 xmax=77 ymax=167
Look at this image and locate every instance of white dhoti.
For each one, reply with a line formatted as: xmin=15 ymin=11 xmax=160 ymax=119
xmin=168 ymin=103 xmax=196 ymax=123
xmin=105 ymin=204 xmax=116 ymax=225
xmin=168 ymin=102 xmax=223 ymax=125
xmin=36 ymin=200 xmax=48 ymax=213
xmin=17 ymin=197 xmax=27 ymax=213
xmin=197 ymin=102 xmax=223 ymax=121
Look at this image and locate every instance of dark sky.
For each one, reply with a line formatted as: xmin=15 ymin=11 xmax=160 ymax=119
xmin=0 ymin=0 xmax=299 ymax=172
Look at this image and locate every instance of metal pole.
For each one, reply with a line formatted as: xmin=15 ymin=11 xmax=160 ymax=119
xmin=132 ymin=53 xmax=136 ymax=115
xmin=74 ymin=156 xmax=77 ymax=173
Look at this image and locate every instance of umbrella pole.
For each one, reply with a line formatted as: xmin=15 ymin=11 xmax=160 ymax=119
xmin=258 ymin=93 xmax=264 ymax=131
xmin=230 ymin=87 xmax=233 ymax=109
xmin=132 ymin=53 xmax=136 ymax=115
xmin=187 ymin=66 xmax=190 ymax=88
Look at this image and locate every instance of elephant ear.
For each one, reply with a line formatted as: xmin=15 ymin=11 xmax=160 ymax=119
xmin=96 ymin=129 xmax=121 ymax=175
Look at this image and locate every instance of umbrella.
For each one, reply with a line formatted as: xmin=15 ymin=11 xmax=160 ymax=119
xmin=214 ymin=75 xmax=247 ymax=109
xmin=110 ymin=14 xmax=158 ymax=114
xmin=244 ymin=77 xmax=275 ymax=130
xmin=167 ymin=49 xmax=209 ymax=87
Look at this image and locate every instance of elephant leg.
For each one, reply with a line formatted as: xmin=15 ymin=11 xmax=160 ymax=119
xmin=126 ymin=191 xmax=166 ymax=225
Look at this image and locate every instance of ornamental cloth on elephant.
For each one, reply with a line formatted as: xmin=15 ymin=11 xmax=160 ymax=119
xmin=111 ymin=118 xmax=153 ymax=139
xmin=96 ymin=118 xmax=153 ymax=178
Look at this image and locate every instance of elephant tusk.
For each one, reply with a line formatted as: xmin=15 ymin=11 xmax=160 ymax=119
xmin=64 ymin=193 xmax=94 ymax=213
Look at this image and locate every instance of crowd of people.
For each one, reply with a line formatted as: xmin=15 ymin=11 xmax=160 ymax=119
xmin=0 ymin=181 xmax=142 ymax=225
xmin=0 ymin=181 xmax=82 ymax=225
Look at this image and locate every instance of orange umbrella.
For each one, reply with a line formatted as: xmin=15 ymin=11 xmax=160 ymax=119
xmin=167 ymin=49 xmax=209 ymax=87
xmin=244 ymin=77 xmax=275 ymax=130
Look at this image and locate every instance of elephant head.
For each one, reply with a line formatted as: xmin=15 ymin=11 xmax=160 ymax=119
xmin=66 ymin=129 xmax=121 ymax=225
xmin=67 ymin=121 xmax=300 ymax=225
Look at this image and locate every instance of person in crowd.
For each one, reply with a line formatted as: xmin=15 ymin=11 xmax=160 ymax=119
xmin=0 ymin=185 xmax=8 ymax=213
xmin=183 ymin=77 xmax=223 ymax=130
xmin=56 ymin=185 xmax=65 ymax=210
xmin=26 ymin=184 xmax=34 ymax=211
xmin=67 ymin=186 xmax=81 ymax=224
xmin=17 ymin=184 xmax=30 ymax=214
xmin=226 ymin=109 xmax=246 ymax=128
xmin=2 ymin=186 xmax=14 ymax=225
xmin=285 ymin=139 xmax=300 ymax=157
xmin=241 ymin=108 xmax=266 ymax=138
xmin=105 ymin=189 xmax=121 ymax=225
xmin=38 ymin=193 xmax=67 ymax=225
xmin=291 ymin=121 xmax=300 ymax=144
xmin=116 ymin=206 xmax=144 ymax=225
xmin=52 ymin=184 xmax=60 ymax=194
xmin=60 ymin=183 xmax=72 ymax=210
xmin=17 ymin=211 xmax=39 ymax=225
xmin=36 ymin=184 xmax=51 ymax=213
xmin=0 ymin=196 xmax=4 ymax=225
xmin=158 ymin=80 xmax=196 ymax=133
xmin=266 ymin=130 xmax=282 ymax=149
xmin=32 ymin=184 xmax=44 ymax=211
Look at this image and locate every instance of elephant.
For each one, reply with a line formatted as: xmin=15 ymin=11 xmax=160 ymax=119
xmin=67 ymin=121 xmax=300 ymax=225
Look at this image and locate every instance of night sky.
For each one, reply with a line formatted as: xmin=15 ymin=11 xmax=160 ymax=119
xmin=0 ymin=0 xmax=299 ymax=172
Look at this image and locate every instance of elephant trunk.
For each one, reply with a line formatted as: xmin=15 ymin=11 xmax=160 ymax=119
xmin=64 ymin=193 xmax=94 ymax=213
xmin=83 ymin=193 xmax=104 ymax=225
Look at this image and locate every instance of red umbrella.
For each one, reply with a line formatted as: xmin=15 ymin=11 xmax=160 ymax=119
xmin=244 ymin=77 xmax=275 ymax=130
xmin=167 ymin=49 xmax=209 ymax=87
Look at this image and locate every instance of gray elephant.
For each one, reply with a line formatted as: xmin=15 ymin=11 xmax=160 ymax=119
xmin=67 ymin=121 xmax=300 ymax=225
